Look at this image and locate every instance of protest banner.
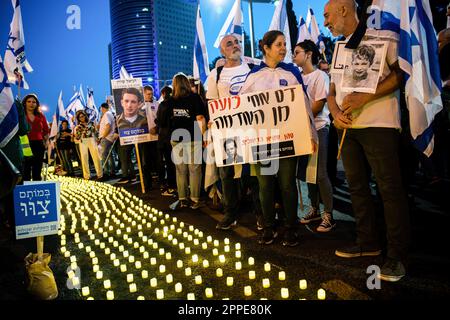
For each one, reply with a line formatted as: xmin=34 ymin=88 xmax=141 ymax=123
xmin=209 ymin=85 xmax=314 ymax=167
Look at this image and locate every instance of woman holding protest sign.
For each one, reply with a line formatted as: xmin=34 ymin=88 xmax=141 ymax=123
xmin=240 ymin=30 xmax=317 ymax=246
xmin=293 ymin=40 xmax=336 ymax=233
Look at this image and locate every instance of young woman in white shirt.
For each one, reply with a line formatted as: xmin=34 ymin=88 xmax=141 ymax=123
xmin=240 ymin=30 xmax=317 ymax=246
xmin=293 ymin=40 xmax=336 ymax=232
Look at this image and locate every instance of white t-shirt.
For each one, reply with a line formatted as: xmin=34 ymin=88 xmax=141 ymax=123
xmin=206 ymin=63 xmax=251 ymax=99
xmin=99 ymin=111 xmax=116 ymax=142
xmin=331 ymin=34 xmax=401 ymax=129
xmin=302 ymin=69 xmax=330 ymax=130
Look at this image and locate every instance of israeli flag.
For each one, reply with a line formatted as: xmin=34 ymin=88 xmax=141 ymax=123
xmin=306 ymin=8 xmax=325 ymax=53
xmin=214 ymin=0 xmax=244 ymax=49
xmin=193 ymin=4 xmax=210 ymax=84
xmin=297 ymin=16 xmax=311 ymax=43
xmin=65 ymin=88 xmax=86 ymax=128
xmin=4 ymin=0 xmax=33 ymax=90
xmin=86 ymin=88 xmax=99 ymax=124
xmin=0 ymin=56 xmax=17 ymax=148
xmin=57 ymin=91 xmax=67 ymax=125
xmin=269 ymin=0 xmax=292 ymax=62
xmin=368 ymin=0 xmax=443 ymax=156
xmin=119 ymin=65 xmax=133 ymax=80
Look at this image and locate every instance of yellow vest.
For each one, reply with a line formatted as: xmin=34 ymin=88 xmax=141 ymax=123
xmin=20 ymin=135 xmax=33 ymax=157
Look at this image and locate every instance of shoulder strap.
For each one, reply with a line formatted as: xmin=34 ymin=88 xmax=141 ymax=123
xmin=216 ymin=66 xmax=224 ymax=84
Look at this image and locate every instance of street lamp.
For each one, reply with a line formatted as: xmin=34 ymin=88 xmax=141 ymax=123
xmin=243 ymin=0 xmax=275 ymax=58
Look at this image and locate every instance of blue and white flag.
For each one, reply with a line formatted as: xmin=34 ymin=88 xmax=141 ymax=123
xmin=214 ymin=0 xmax=244 ymax=49
xmin=306 ymin=8 xmax=325 ymax=53
xmin=86 ymin=88 xmax=99 ymax=124
xmin=119 ymin=65 xmax=133 ymax=80
xmin=49 ymin=90 xmax=67 ymax=139
xmin=56 ymin=91 xmax=67 ymax=125
xmin=0 ymin=56 xmax=17 ymax=148
xmin=368 ymin=0 xmax=443 ymax=156
xmin=269 ymin=0 xmax=292 ymax=62
xmin=193 ymin=4 xmax=210 ymax=84
xmin=297 ymin=16 xmax=311 ymax=43
xmin=65 ymin=88 xmax=86 ymax=128
xmin=4 ymin=0 xmax=33 ymax=90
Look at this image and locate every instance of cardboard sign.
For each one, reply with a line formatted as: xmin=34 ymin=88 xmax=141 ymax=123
xmin=209 ymin=85 xmax=314 ymax=167
xmin=14 ymin=182 xmax=60 ymax=240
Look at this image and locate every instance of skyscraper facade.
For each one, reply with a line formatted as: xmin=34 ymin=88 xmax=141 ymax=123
xmin=110 ymin=0 xmax=197 ymax=92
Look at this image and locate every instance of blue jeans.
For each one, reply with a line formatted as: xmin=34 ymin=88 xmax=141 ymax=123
xmin=307 ymin=126 xmax=334 ymax=213
xmin=171 ymin=141 xmax=202 ymax=202
xmin=253 ymin=157 xmax=298 ymax=229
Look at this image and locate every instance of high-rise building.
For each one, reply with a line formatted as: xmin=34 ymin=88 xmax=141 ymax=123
xmin=110 ymin=0 xmax=197 ymax=93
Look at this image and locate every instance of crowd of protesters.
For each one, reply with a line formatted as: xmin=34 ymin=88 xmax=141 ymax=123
xmin=1 ymin=0 xmax=450 ymax=285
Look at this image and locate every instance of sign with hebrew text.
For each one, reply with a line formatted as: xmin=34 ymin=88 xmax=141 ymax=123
xmin=209 ymin=85 xmax=314 ymax=167
xmin=14 ymin=182 xmax=60 ymax=240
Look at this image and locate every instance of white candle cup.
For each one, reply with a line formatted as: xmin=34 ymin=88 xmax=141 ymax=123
xmin=195 ymin=275 xmax=202 ymax=285
xmin=129 ymin=283 xmax=137 ymax=293
xmin=212 ymin=249 xmax=219 ymax=256
xmin=159 ymin=265 xmax=166 ymax=273
xmin=235 ymin=243 xmax=241 ymax=250
xmin=264 ymin=263 xmax=271 ymax=272
xmin=82 ymin=287 xmax=90 ymax=297
xmin=93 ymin=265 xmax=100 ymax=273
xmin=226 ymin=277 xmax=234 ymax=287
xmin=219 ymin=255 xmax=226 ymax=264
xmin=235 ymin=251 xmax=242 ymax=259
xmin=279 ymin=271 xmax=286 ymax=281
xmin=175 ymin=283 xmax=183 ymax=293
xmin=224 ymin=245 xmax=230 ymax=253
xmin=113 ymin=259 xmax=120 ymax=267
xmin=143 ymin=252 xmax=149 ymax=259
xmin=104 ymin=280 xmax=111 ymax=289
xmin=150 ymin=258 xmax=157 ymax=265
xmin=165 ymin=253 xmax=172 ymax=260
xmin=177 ymin=260 xmax=183 ymax=269
xmin=187 ymin=293 xmax=195 ymax=300
xmin=150 ymin=278 xmax=157 ymax=288
xmin=249 ymin=271 xmax=256 ymax=280
xmin=96 ymin=271 xmax=103 ymax=279
xmin=299 ymin=279 xmax=307 ymax=290
xmin=185 ymin=268 xmax=192 ymax=276
xmin=141 ymin=270 xmax=148 ymax=279
xmin=281 ymin=288 xmax=289 ymax=299
xmin=318 ymin=289 xmax=326 ymax=300
xmin=120 ymin=265 xmax=127 ymax=273
xmin=205 ymin=288 xmax=213 ymax=298
xmin=192 ymin=255 xmax=199 ymax=263
xmin=244 ymin=286 xmax=252 ymax=297
xmin=235 ymin=262 xmax=242 ymax=270
xmin=248 ymin=257 xmax=255 ymax=266
xmin=262 ymin=278 xmax=270 ymax=289
xmin=216 ymin=268 xmax=223 ymax=277
xmin=127 ymin=274 xmax=134 ymax=283
xmin=166 ymin=274 xmax=173 ymax=284
xmin=106 ymin=291 xmax=114 ymax=300
xmin=135 ymin=261 xmax=142 ymax=269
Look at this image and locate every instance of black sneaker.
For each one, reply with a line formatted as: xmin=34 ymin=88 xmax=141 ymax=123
xmin=335 ymin=245 xmax=382 ymax=258
xmin=316 ymin=212 xmax=336 ymax=232
xmin=258 ymin=228 xmax=278 ymax=245
xmin=300 ymin=207 xmax=321 ymax=224
xmin=116 ymin=177 xmax=130 ymax=184
xmin=180 ymin=200 xmax=190 ymax=208
xmin=216 ymin=217 xmax=237 ymax=230
xmin=282 ymin=229 xmax=299 ymax=247
xmin=256 ymin=215 xmax=264 ymax=231
xmin=162 ymin=188 xmax=176 ymax=196
xmin=378 ymin=258 xmax=406 ymax=282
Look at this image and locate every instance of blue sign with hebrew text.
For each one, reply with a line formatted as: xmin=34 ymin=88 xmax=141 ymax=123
xmin=14 ymin=182 xmax=60 ymax=240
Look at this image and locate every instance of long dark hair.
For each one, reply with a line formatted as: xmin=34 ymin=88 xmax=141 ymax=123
xmin=295 ymin=40 xmax=321 ymax=65
xmin=172 ymin=73 xmax=192 ymax=99
xmin=259 ymin=30 xmax=284 ymax=56
xmin=22 ymin=94 xmax=41 ymax=116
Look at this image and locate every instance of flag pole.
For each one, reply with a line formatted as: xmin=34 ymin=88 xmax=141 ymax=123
xmin=135 ymin=143 xmax=146 ymax=194
xmin=337 ymin=129 xmax=347 ymax=160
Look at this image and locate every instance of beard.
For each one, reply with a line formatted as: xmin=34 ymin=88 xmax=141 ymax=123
xmin=228 ymin=50 xmax=242 ymax=61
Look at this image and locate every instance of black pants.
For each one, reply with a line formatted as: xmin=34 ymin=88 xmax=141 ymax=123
xmin=158 ymin=140 xmax=176 ymax=189
xmin=23 ymin=140 xmax=45 ymax=181
xmin=139 ymin=141 xmax=161 ymax=189
xmin=340 ymin=128 xmax=410 ymax=261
